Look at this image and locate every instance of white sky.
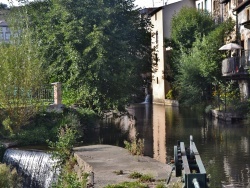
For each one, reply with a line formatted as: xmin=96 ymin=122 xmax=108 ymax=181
xmin=1 ymin=0 xmax=169 ymax=8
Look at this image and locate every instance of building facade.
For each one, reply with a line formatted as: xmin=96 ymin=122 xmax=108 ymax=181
xmin=150 ymin=0 xmax=195 ymax=105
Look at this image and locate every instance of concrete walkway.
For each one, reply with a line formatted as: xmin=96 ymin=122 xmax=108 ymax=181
xmin=73 ymin=144 xmax=179 ymax=188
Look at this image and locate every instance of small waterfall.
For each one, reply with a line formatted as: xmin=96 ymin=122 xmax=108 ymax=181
xmin=144 ymin=94 xmax=152 ymax=103
xmin=3 ymin=149 xmax=60 ymax=188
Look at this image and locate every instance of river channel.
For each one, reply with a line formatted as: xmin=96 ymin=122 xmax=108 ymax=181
xmin=86 ymin=103 xmax=250 ymax=188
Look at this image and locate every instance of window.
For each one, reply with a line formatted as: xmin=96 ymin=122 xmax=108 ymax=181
xmin=155 ymin=13 xmax=157 ymax=21
xmin=205 ymin=0 xmax=208 ymax=10
xmin=5 ymin=32 xmax=10 ymax=41
xmin=156 ymin=31 xmax=158 ymax=44
xmin=155 ymin=53 xmax=158 ymax=64
xmin=247 ymin=9 xmax=250 ymax=21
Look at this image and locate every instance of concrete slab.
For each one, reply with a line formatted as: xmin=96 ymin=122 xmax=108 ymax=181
xmin=73 ymin=144 xmax=179 ymax=188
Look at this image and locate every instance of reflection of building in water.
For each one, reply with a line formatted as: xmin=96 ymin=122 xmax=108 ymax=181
xmin=241 ymin=137 xmax=249 ymax=154
xmin=126 ymin=104 xmax=153 ymax=157
xmin=153 ymin=104 xmax=166 ymax=163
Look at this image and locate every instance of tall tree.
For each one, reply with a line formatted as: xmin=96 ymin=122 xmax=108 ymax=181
xmin=0 ymin=7 xmax=45 ymax=134
xmin=28 ymin=0 xmax=152 ymax=112
xmin=165 ymin=7 xmax=216 ymax=89
xmin=175 ymin=19 xmax=235 ymax=105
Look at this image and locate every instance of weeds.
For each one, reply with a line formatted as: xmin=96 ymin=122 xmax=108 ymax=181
xmin=0 ymin=163 xmax=22 ymax=188
xmin=124 ymin=136 xmax=144 ymax=156
xmin=129 ymin=171 xmax=143 ymax=179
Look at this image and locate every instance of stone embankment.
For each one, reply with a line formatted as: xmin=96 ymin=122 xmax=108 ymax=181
xmin=73 ymin=144 xmax=180 ymax=188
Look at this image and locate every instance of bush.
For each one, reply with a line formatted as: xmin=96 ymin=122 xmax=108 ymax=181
xmin=124 ymin=137 xmax=144 ymax=156
xmin=0 ymin=163 xmax=22 ymax=188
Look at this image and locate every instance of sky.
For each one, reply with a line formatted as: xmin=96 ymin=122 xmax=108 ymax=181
xmin=1 ymin=0 xmax=169 ymax=8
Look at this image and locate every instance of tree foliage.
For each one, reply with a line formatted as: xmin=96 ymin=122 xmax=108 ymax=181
xmin=175 ymin=19 xmax=235 ymax=105
xmin=27 ymin=0 xmax=152 ymax=113
xmin=171 ymin=7 xmax=215 ymax=51
xmin=165 ymin=7 xmax=216 ymax=92
xmin=0 ymin=7 xmax=45 ymax=133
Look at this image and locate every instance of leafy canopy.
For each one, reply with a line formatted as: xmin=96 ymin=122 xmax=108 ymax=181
xmin=0 ymin=7 xmax=45 ymax=133
xmin=27 ymin=0 xmax=152 ymax=113
xmin=175 ymin=19 xmax=235 ymax=105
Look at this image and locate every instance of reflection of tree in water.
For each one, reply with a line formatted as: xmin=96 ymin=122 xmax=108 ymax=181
xmin=83 ymin=114 xmax=134 ymax=147
xmin=83 ymin=105 xmax=250 ymax=187
xmin=204 ymin=120 xmax=250 ymax=187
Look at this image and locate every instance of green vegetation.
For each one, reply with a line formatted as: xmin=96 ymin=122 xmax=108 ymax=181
xmin=0 ymin=7 xmax=45 ymax=135
xmin=0 ymin=163 xmax=22 ymax=188
xmin=105 ymin=172 xmax=171 ymax=188
xmin=124 ymin=137 xmax=144 ymax=156
xmin=166 ymin=7 xmax=236 ymax=106
xmin=129 ymin=171 xmax=143 ymax=179
xmin=48 ymin=114 xmax=88 ymax=188
xmin=105 ymin=181 xmax=149 ymax=188
xmin=128 ymin=172 xmax=154 ymax=183
xmin=26 ymin=0 xmax=152 ymax=113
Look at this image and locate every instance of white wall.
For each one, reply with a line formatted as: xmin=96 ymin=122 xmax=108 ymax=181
xmin=151 ymin=0 xmax=195 ymax=104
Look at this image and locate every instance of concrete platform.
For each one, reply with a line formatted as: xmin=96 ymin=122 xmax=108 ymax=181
xmin=73 ymin=144 xmax=179 ymax=188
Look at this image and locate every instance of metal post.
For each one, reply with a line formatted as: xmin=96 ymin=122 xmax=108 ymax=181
xmin=193 ymin=178 xmax=200 ymax=188
xmin=190 ymin=135 xmax=193 ymax=154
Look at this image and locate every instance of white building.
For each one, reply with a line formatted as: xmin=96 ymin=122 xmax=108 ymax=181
xmin=150 ymin=0 xmax=195 ymax=105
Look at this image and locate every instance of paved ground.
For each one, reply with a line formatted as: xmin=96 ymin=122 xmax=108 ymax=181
xmin=73 ymin=144 xmax=180 ymax=188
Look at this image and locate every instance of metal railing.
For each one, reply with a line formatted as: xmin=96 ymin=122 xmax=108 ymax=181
xmin=35 ymin=85 xmax=54 ymax=103
xmin=3 ymin=85 xmax=54 ymax=106
xmin=221 ymin=50 xmax=250 ymax=76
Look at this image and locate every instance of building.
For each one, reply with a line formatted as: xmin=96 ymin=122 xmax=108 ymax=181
xmin=149 ymin=0 xmax=195 ymax=105
xmin=0 ymin=20 xmax=10 ymax=42
xmin=218 ymin=0 xmax=250 ymax=100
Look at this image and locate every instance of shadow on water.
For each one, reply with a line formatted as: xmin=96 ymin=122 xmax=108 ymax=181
xmin=91 ymin=103 xmax=250 ymax=188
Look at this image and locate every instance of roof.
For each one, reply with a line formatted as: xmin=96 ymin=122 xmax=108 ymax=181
xmin=233 ymin=0 xmax=250 ymax=12
xmin=148 ymin=6 xmax=164 ymax=16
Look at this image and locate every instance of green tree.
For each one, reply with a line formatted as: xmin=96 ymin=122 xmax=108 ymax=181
xmin=175 ymin=19 xmax=235 ymax=105
xmin=27 ymin=0 xmax=152 ymax=113
xmin=0 ymin=7 xmax=45 ymax=134
xmin=165 ymin=7 xmax=215 ymax=88
xmin=170 ymin=7 xmax=215 ymax=51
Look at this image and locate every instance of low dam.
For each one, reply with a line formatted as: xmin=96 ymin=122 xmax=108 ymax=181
xmin=3 ymin=149 xmax=59 ymax=188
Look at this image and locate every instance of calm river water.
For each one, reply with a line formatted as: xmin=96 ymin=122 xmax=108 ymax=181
xmin=86 ymin=103 xmax=250 ymax=188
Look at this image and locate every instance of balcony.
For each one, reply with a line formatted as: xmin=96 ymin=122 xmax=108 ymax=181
xmin=222 ymin=51 xmax=250 ymax=79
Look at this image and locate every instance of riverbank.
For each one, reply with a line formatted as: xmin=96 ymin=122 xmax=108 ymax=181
xmin=73 ymin=144 xmax=180 ymax=188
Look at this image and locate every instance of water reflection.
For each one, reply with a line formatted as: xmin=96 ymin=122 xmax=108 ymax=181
xmin=85 ymin=104 xmax=250 ymax=187
xmin=126 ymin=104 xmax=250 ymax=188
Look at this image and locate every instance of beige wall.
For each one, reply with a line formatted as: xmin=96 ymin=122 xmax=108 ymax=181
xmin=151 ymin=0 xmax=195 ymax=104
xmin=152 ymin=104 xmax=166 ymax=163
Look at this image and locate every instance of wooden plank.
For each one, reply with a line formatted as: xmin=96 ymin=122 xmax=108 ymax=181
xmin=180 ymin=142 xmax=191 ymax=174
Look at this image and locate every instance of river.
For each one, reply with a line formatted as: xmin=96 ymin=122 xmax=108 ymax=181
xmin=86 ymin=103 xmax=250 ymax=188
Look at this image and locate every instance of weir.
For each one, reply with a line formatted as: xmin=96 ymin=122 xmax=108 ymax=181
xmin=3 ymin=148 xmax=60 ymax=188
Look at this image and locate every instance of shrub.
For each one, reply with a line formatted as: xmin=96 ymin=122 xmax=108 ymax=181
xmin=0 ymin=163 xmax=22 ymax=188
xmin=124 ymin=137 xmax=144 ymax=156
xmin=129 ymin=171 xmax=143 ymax=179
xmin=104 ymin=181 xmax=148 ymax=188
